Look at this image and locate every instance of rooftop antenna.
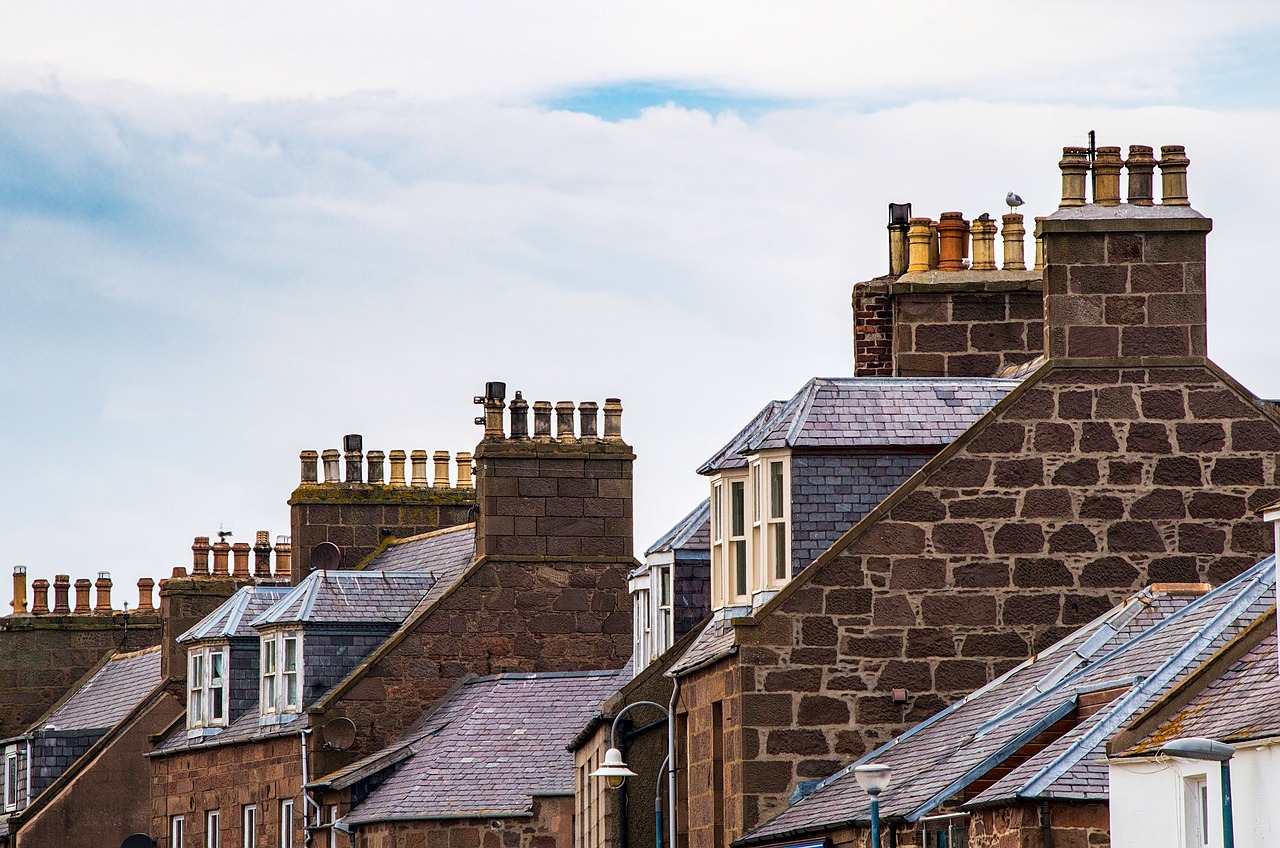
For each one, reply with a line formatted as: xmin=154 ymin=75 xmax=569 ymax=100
xmin=1087 ymin=129 xmax=1097 ymax=203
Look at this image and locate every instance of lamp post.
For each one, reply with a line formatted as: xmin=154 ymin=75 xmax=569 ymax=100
xmin=1161 ymin=737 xmax=1236 ymax=848
xmin=854 ymin=763 xmax=893 ymax=848
xmin=589 ymin=701 xmax=672 ymax=848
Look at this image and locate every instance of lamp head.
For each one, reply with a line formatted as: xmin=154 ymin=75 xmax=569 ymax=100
xmin=1161 ymin=737 xmax=1235 ymax=763
xmin=853 ymin=763 xmax=892 ymax=796
xmin=589 ymin=747 xmax=638 ymax=789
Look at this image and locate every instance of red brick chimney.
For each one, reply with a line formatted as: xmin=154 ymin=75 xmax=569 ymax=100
xmin=1041 ymin=143 xmax=1210 ymax=362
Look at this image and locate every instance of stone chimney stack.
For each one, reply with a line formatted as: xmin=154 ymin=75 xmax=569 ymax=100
xmin=473 ymin=383 xmax=635 ymax=561
xmin=1042 ymin=141 xmax=1211 ymax=363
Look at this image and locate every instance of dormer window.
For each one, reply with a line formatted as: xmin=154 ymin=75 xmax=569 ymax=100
xmin=261 ymin=631 xmax=303 ymax=716
xmin=187 ymin=646 xmax=230 ymax=731
xmin=710 ymin=453 xmax=791 ymax=610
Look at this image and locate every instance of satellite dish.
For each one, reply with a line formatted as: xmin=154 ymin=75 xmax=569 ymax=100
xmin=310 ymin=542 xmax=342 ymax=571
xmin=121 ymin=835 xmax=157 ymax=848
xmin=322 ymin=717 xmax=357 ymax=751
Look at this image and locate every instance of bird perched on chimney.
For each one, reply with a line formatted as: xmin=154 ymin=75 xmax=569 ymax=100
xmin=1006 ymin=192 xmax=1024 ymax=213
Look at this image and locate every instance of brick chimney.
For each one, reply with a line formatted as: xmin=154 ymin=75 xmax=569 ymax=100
xmin=472 ymin=383 xmax=634 ymax=561
xmin=289 ymin=433 xmax=476 ymax=582
xmin=1041 ymin=143 xmax=1211 ymax=362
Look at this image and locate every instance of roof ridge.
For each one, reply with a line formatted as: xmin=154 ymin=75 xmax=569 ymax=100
xmin=110 ymin=645 xmax=162 ymax=660
xmin=385 ymin=522 xmax=476 ymax=547
xmin=466 ymin=669 xmax=623 ymax=685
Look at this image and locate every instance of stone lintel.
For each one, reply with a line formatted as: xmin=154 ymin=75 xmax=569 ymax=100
xmin=1040 ymin=210 xmax=1212 ymax=233
xmin=0 ymin=614 xmax=162 ymax=631
xmin=474 ymin=441 xmax=636 ymax=461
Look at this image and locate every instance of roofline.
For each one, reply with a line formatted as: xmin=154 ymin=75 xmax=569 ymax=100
xmin=353 ymin=522 xmax=477 ymax=571
xmin=346 ymin=809 xmax=536 ymax=825
xmin=1108 ymin=603 xmax=1278 ymax=757
xmin=26 ymin=648 xmax=121 ymax=733
xmin=993 ymin=560 xmax=1275 ymax=800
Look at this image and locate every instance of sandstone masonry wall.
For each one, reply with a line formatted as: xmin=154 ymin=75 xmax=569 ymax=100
xmin=892 ymin=285 xmax=1043 ymax=378
xmin=356 ymin=796 xmax=575 ymax=848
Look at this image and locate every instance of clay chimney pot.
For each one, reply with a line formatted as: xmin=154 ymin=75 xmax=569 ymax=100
xmin=936 ymin=212 xmax=969 ymax=271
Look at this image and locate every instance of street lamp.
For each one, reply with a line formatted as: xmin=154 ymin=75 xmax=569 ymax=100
xmin=589 ymin=700 xmax=672 ymax=848
xmin=854 ymin=763 xmax=893 ymax=848
xmin=1161 ymin=737 xmax=1236 ymax=848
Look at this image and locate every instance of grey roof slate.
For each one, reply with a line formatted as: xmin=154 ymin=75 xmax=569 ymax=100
xmin=645 ymin=500 xmax=711 ymax=558
xmin=667 ymin=615 xmax=737 ymax=676
xmin=178 ymin=585 xmax=293 ymax=643
xmin=699 ymin=401 xmax=787 ymax=474
xmin=367 ymin=523 xmax=475 ymax=576
xmin=39 ymin=647 xmax=161 ymax=733
xmin=1122 ymin=626 xmax=1280 ymax=754
xmin=738 ymin=558 xmax=1276 ymax=845
xmin=251 ymin=570 xmax=435 ymax=627
xmin=344 ymin=671 xmax=623 ymax=822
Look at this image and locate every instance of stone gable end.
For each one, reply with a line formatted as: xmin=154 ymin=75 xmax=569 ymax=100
xmin=727 ymin=359 xmax=1280 ymax=831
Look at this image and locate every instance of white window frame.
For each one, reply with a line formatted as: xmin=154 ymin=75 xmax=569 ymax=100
xmin=188 ymin=645 xmax=230 ymax=731
xmin=764 ymin=453 xmax=791 ymax=588
xmin=1184 ymin=774 xmax=1209 ymax=848
xmin=656 ymin=563 xmax=674 ymax=654
xmin=260 ymin=631 xmax=304 ymax=717
xmin=280 ymin=799 xmax=294 ymax=848
xmin=4 ymin=750 xmax=17 ymax=811
xmin=728 ymin=478 xmax=748 ymax=602
xmin=243 ymin=805 xmax=258 ymax=848
xmin=206 ymin=810 xmax=220 ymax=848
xmin=327 ymin=804 xmax=339 ymax=848
xmin=172 ymin=814 xmax=186 ymax=848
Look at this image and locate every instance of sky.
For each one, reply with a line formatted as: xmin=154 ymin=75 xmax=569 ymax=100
xmin=3 ymin=2 xmax=1280 ymax=602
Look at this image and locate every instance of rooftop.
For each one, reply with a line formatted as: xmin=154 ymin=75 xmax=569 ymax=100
xmin=178 ymin=584 xmax=293 ymax=643
xmin=251 ymin=570 xmax=436 ymax=627
xmin=38 ymin=646 xmax=162 ymax=733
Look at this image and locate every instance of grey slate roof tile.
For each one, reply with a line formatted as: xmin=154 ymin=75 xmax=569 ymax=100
xmin=368 ymin=523 xmax=475 ymax=578
xmin=738 ymin=559 xmax=1276 ymax=844
xmin=251 ymin=571 xmax=435 ymax=627
xmin=179 ymin=585 xmax=293 ymax=643
xmin=39 ymin=646 xmax=161 ymax=732
xmin=644 ymin=500 xmax=711 ymax=558
xmin=667 ymin=616 xmax=737 ymax=676
xmin=344 ymin=671 xmax=623 ymax=822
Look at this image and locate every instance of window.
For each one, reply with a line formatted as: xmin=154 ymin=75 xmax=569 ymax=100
xmin=280 ymin=799 xmax=294 ymax=848
xmin=656 ymin=564 xmax=673 ymax=654
xmin=5 ymin=751 xmax=17 ymax=810
xmin=327 ymin=805 xmax=339 ymax=848
xmin=172 ymin=815 xmax=186 ymax=848
xmin=188 ymin=646 xmax=230 ymax=730
xmin=768 ymin=459 xmax=788 ymax=582
xmin=206 ymin=810 xmax=221 ymax=848
xmin=261 ymin=632 xmax=303 ymax=716
xmin=243 ymin=805 xmax=257 ymax=848
xmin=730 ymin=480 xmax=747 ymax=598
xmin=1184 ymin=775 xmax=1209 ymax=848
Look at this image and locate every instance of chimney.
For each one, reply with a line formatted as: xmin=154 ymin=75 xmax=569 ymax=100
xmin=1092 ymin=146 xmax=1123 ymax=206
xmin=232 ymin=542 xmax=251 ymax=578
xmin=388 ymin=450 xmax=407 ymax=486
xmin=456 ymin=452 xmax=474 ymax=489
xmin=11 ymin=567 xmax=27 ymax=616
xmin=1001 ymin=214 xmax=1026 ymax=271
xmin=299 ymin=450 xmax=319 ymax=484
xmin=433 ymin=451 xmax=452 ymax=487
xmin=94 ymin=572 xmax=113 ymax=614
xmin=274 ymin=536 xmax=292 ymax=582
xmin=906 ymin=218 xmax=932 ymax=273
xmin=192 ymin=536 xmax=211 ymax=577
xmin=474 ymin=384 xmax=634 ymax=561
xmin=936 ymin=212 xmax=969 ymax=270
xmin=53 ymin=575 xmax=71 ymax=615
xmin=343 ymin=434 xmax=363 ymax=483
xmin=254 ymin=531 xmax=273 ymax=579
xmin=367 ymin=450 xmax=385 ymax=484
xmin=137 ymin=578 xmax=155 ymax=613
xmin=1042 ymin=141 xmax=1211 ymax=363
xmin=509 ymin=393 xmax=531 ymax=440
xmin=1058 ymin=147 xmax=1090 ymax=207
xmin=1126 ymin=145 xmax=1157 ymax=206
xmin=887 ymin=203 xmax=912 ymax=275
xmin=212 ymin=540 xmax=231 ymax=577
xmin=74 ymin=578 xmax=92 ymax=614
xmin=322 ymin=449 xmax=341 ymax=483
xmin=31 ymin=579 xmax=49 ymax=615
xmin=410 ymin=450 xmax=429 ymax=487
xmin=970 ymin=216 xmax=998 ymax=271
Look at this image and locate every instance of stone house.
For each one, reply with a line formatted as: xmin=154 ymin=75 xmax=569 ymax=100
xmin=146 ymin=388 xmax=635 ymax=848
xmin=735 ymin=560 xmax=1275 ymax=847
xmin=664 ymin=141 xmax=1280 ymax=847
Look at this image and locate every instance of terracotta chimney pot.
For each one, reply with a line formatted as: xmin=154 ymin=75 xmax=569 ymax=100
xmin=1059 ymin=147 xmax=1090 ymax=207
xmin=1093 ymin=146 xmax=1123 ymax=206
xmin=231 ymin=542 xmax=251 ymax=578
xmin=11 ymin=566 xmax=27 ymax=616
xmin=299 ymin=450 xmax=319 ymax=484
xmin=906 ymin=218 xmax=933 ymax=274
xmin=31 ymin=579 xmax=49 ymax=615
xmin=433 ymin=451 xmax=452 ymax=487
xmin=936 ymin=212 xmax=969 ymax=271
xmin=410 ymin=450 xmax=429 ymax=487
xmin=1001 ymin=214 xmax=1026 ymax=271
xmin=137 ymin=577 xmax=155 ymax=613
xmin=94 ymin=572 xmax=113 ymax=614
xmin=388 ymin=450 xmax=407 ymax=486
xmin=1159 ymin=145 xmax=1191 ymax=206
xmin=53 ymin=574 xmax=71 ymax=615
xmin=970 ymin=216 xmax=998 ymax=271
xmin=456 ymin=453 xmax=474 ymax=489
xmin=1125 ymin=145 xmax=1157 ymax=206
xmin=73 ymin=578 xmax=92 ymax=614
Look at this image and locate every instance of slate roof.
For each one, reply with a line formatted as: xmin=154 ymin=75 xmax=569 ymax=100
xmin=645 ymin=500 xmax=711 ymax=558
xmin=178 ymin=585 xmax=293 ymax=643
xmin=39 ymin=647 xmax=161 ymax=732
xmin=699 ymin=401 xmax=787 ymax=474
xmin=667 ymin=615 xmax=737 ymax=676
xmin=367 ymin=523 xmax=476 ymax=576
xmin=342 ymin=671 xmax=623 ymax=822
xmin=737 ymin=559 xmax=1276 ymax=845
xmin=1121 ymin=626 xmax=1280 ymax=754
xmin=252 ymin=570 xmax=436 ymax=627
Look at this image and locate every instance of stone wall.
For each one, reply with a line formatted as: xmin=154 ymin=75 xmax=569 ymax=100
xmin=150 ymin=734 xmax=303 ymax=848
xmin=968 ymin=801 xmax=1110 ymax=848
xmin=355 ymin=796 xmax=575 ymax=848
xmin=892 ymin=282 xmax=1044 ymax=378
xmin=0 ymin=614 xmax=161 ymax=735
xmin=675 ymin=656 xmax=746 ymax=848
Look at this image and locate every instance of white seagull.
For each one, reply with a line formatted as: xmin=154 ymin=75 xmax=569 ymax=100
xmin=1006 ymin=192 xmax=1025 ymax=214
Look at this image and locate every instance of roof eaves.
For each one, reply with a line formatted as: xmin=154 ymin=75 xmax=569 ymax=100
xmin=1004 ymin=559 xmax=1275 ymax=800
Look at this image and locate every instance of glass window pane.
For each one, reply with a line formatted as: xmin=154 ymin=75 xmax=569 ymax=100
xmin=773 ymin=525 xmax=787 ymax=580
xmin=733 ymin=541 xmax=747 ymax=596
xmin=210 ymin=653 xmax=224 ymax=686
xmin=284 ymin=638 xmax=298 ymax=672
xmin=731 ymin=482 xmax=745 ymax=536
xmin=770 ymin=462 xmax=784 ymax=519
xmin=752 ymin=466 xmax=760 ymax=522
xmin=712 ymin=485 xmax=721 ymax=540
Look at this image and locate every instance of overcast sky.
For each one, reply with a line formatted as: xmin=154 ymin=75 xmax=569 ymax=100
xmin=3 ymin=2 xmax=1280 ymax=601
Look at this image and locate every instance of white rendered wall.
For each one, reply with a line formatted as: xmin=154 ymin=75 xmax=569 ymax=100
xmin=1110 ymin=745 xmax=1280 ymax=848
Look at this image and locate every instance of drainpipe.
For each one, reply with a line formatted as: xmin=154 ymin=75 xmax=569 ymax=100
xmin=300 ymin=729 xmax=323 ymax=843
xmin=1040 ymin=800 xmax=1053 ymax=848
xmin=668 ymin=678 xmax=679 ymax=848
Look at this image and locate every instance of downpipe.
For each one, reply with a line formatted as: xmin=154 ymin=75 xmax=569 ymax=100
xmin=301 ymin=728 xmax=324 ymax=846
